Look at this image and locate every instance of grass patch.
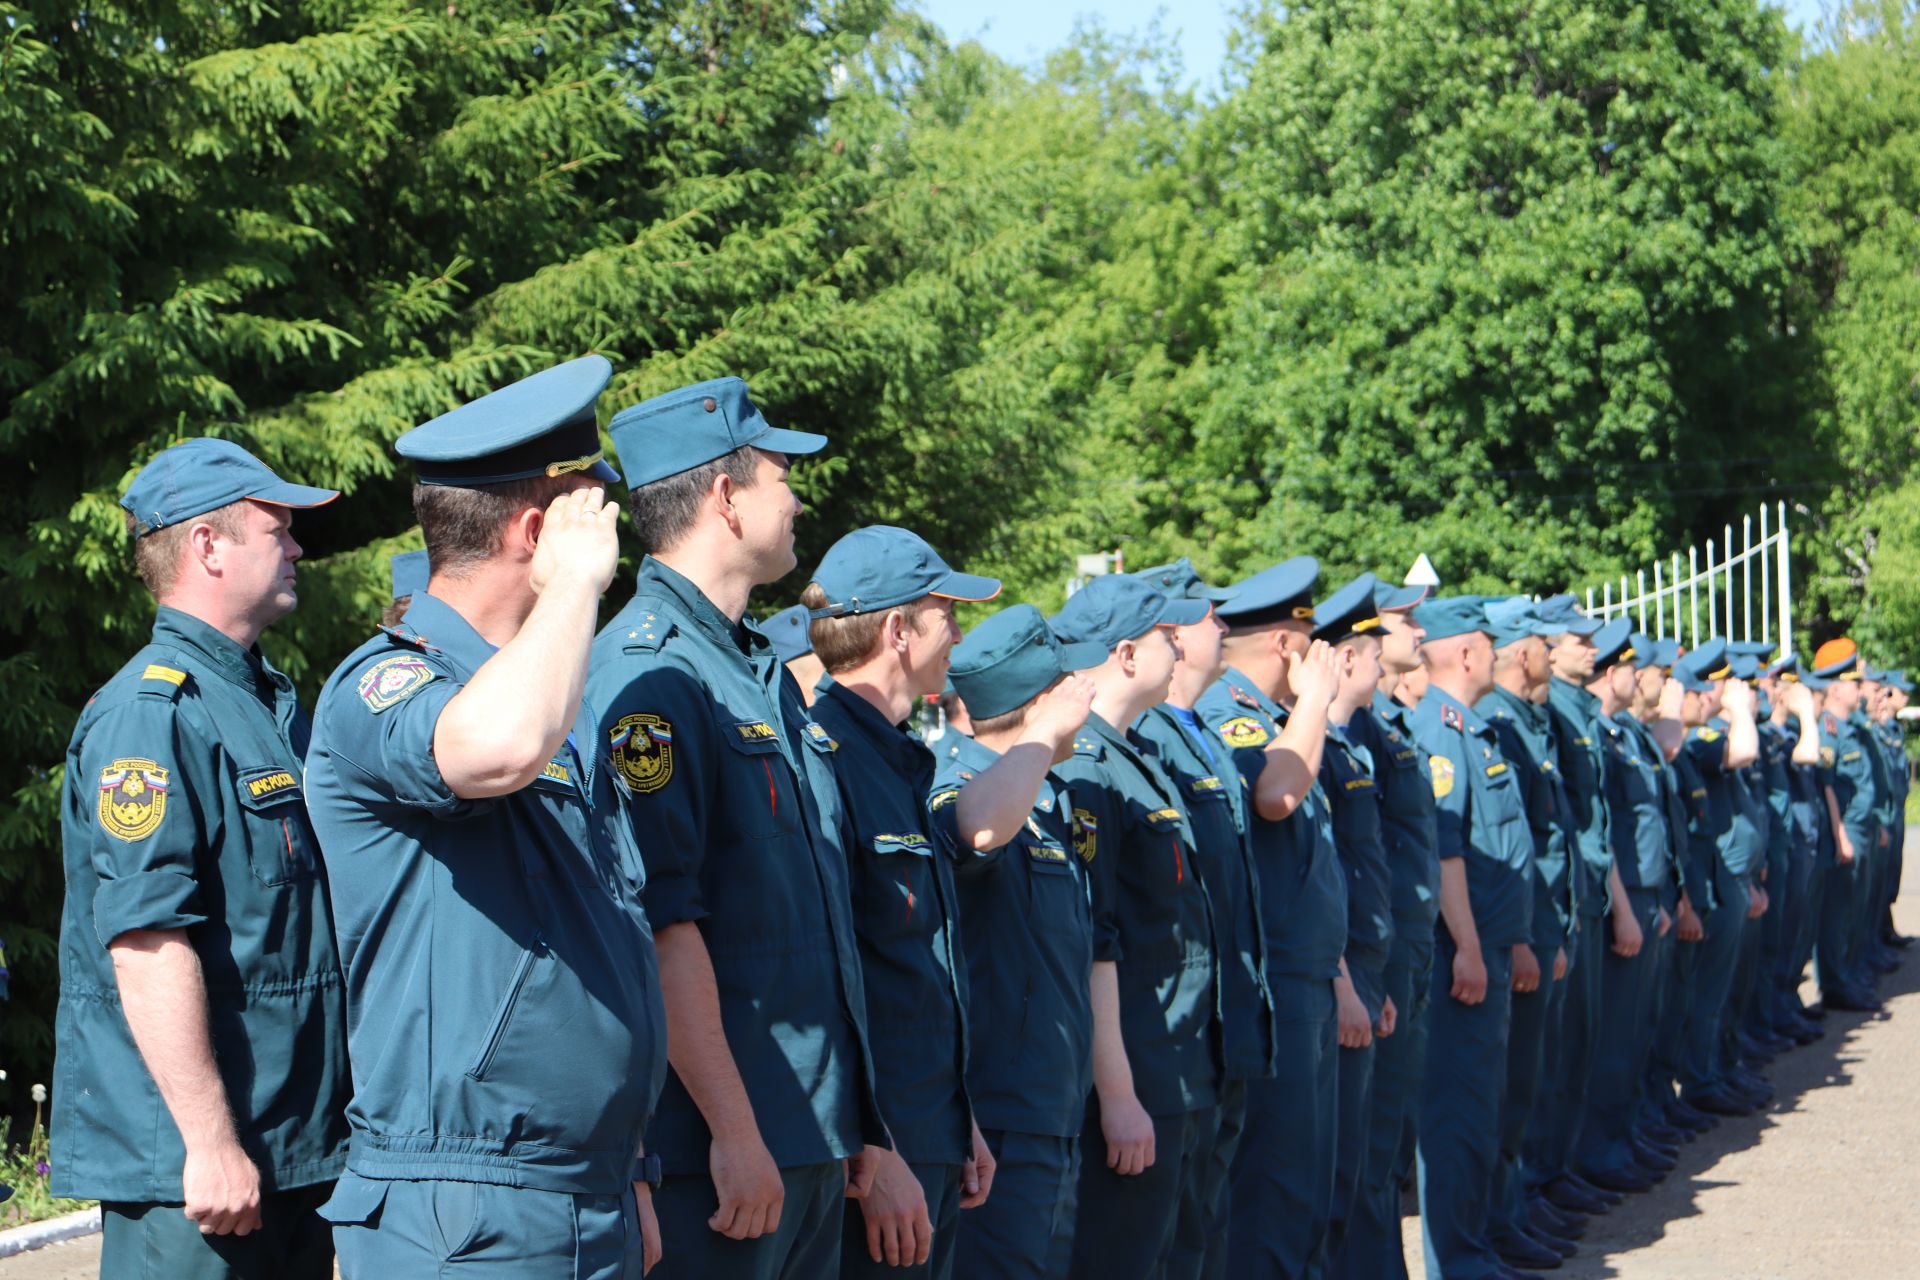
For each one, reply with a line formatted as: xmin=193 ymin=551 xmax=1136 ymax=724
xmin=0 ymin=1093 xmax=91 ymax=1229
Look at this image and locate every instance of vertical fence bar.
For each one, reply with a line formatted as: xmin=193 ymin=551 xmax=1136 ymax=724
xmin=1653 ymin=562 xmax=1664 ymax=637
xmin=1586 ymin=586 xmax=1595 ymax=615
xmin=1707 ymin=540 xmax=1718 ymax=639
xmin=1777 ymin=500 xmax=1793 ymax=654
xmin=1603 ymin=580 xmax=1613 ymax=619
xmin=1742 ymin=514 xmax=1753 ymax=644
xmin=1689 ymin=546 xmax=1700 ymax=647
xmin=1760 ymin=503 xmax=1772 ymax=645
xmin=1725 ymin=522 xmax=1736 ymax=640
xmin=1637 ymin=570 xmax=1647 ymax=632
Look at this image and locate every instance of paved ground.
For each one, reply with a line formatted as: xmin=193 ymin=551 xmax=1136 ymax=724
xmin=9 ymin=857 xmax=1920 ymax=1278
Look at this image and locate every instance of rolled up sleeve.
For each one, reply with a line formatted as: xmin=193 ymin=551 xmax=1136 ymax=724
xmin=79 ymin=703 xmax=207 ymax=946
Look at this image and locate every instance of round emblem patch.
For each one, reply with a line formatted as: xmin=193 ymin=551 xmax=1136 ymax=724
xmin=1429 ymin=754 xmax=1455 ymax=800
xmin=1218 ymin=715 xmax=1272 ymax=748
xmin=610 ymin=713 xmax=674 ymax=794
xmin=98 ymin=758 xmax=170 ymax=842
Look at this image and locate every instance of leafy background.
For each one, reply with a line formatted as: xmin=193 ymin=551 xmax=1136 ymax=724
xmin=4 ymin=0 xmax=1919 ymax=1124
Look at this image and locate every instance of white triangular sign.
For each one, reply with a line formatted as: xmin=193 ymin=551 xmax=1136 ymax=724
xmin=1405 ymin=553 xmax=1440 ymax=588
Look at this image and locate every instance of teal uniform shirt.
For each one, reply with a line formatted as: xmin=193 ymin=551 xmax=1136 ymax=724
xmin=1755 ymin=718 xmax=1797 ymax=867
xmin=1598 ymin=714 xmax=1672 ymax=891
xmin=1619 ymin=713 xmax=1697 ymax=905
xmin=934 ymin=736 xmax=1094 ymax=1137
xmin=1408 ymin=688 xmax=1534 ymax=949
xmin=1676 ymin=721 xmax=1761 ymax=911
xmin=1134 ymin=703 xmax=1277 ymax=1079
xmin=1054 ymin=712 xmax=1220 ymax=1116
xmin=1874 ymin=718 xmax=1909 ymax=817
xmin=1548 ymin=678 xmax=1614 ymax=918
xmin=1196 ymin=669 xmax=1348 ymax=979
xmin=305 ymin=592 xmax=665 ymax=1193
xmin=1782 ymin=716 xmax=1828 ymax=858
xmin=1358 ymin=692 xmax=1441 ymax=933
xmin=1852 ymin=709 xmax=1899 ymax=834
xmin=1477 ymin=686 xmax=1575 ymax=950
xmin=809 ymin=677 xmax=973 ymax=1166
xmin=1320 ymin=721 xmax=1395 ymax=985
xmin=1821 ymin=709 xmax=1878 ymax=848
xmin=586 ymin=558 xmax=885 ymax=1175
xmin=53 ymin=607 xmax=349 ymax=1202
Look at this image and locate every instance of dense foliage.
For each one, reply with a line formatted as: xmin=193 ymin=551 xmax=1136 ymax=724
xmin=2 ymin=0 xmax=1914 ymax=1119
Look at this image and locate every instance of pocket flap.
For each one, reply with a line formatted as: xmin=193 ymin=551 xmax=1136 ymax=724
xmin=318 ymin=1175 xmax=389 ymax=1226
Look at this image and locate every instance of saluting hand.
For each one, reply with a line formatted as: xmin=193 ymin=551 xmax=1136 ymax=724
xmin=529 ymin=484 xmax=621 ymax=599
xmin=1724 ymin=678 xmax=1756 ymax=716
xmin=1288 ymin=639 xmax=1341 ymax=709
xmin=1028 ymin=673 xmax=1097 ymax=753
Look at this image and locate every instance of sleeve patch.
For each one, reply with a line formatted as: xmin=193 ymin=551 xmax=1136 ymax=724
xmin=1072 ymin=808 xmax=1099 ymax=861
xmin=1218 ymin=716 xmax=1272 ymax=748
xmin=98 ymin=758 xmax=170 ymax=842
xmin=929 ymin=788 xmax=960 ymax=811
xmin=610 ymin=714 xmax=674 ymax=794
xmin=357 ymin=655 xmax=436 ymax=713
xmin=1429 ymin=755 xmax=1455 ymax=799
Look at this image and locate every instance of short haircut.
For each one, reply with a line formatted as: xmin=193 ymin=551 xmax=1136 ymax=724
xmin=381 ymin=597 xmax=411 ymax=628
xmin=625 ymin=446 xmax=761 ymax=556
xmin=413 ymin=475 xmax=575 ymax=577
xmin=799 ymin=582 xmax=932 ymax=674
xmin=127 ymin=502 xmax=248 ymax=597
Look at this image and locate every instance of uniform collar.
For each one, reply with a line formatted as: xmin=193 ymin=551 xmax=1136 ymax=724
xmin=1484 ymin=683 xmax=1547 ymax=728
xmin=1549 ymin=675 xmax=1599 ymax=715
xmin=637 ymin=556 xmax=765 ymax=656
xmin=152 ymin=605 xmax=277 ymax=697
xmin=1371 ymin=689 xmax=1412 ymax=727
xmin=816 ymin=675 xmax=929 ymax=773
xmin=397 ymin=591 xmax=498 ymax=676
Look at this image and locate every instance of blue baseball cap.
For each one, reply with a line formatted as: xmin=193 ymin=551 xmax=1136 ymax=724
xmin=1889 ymin=671 xmax=1915 ymax=693
xmin=396 ymin=355 xmax=619 ymax=487
xmin=1534 ymin=594 xmax=1602 ymax=637
xmin=809 ymin=526 xmax=1001 ymax=617
xmin=1672 ymin=636 xmax=1730 ymax=693
xmin=1591 ymin=618 xmax=1636 ymax=673
xmin=1727 ymin=640 xmax=1777 ymax=663
xmin=389 ymin=550 xmax=429 ymax=601
xmin=1052 ymin=574 xmax=1210 ymax=651
xmin=950 ymin=604 xmax=1107 ymax=720
xmin=1413 ymin=595 xmax=1490 ymax=643
xmin=1483 ymin=596 xmax=1560 ymax=649
xmin=1729 ymin=653 xmax=1763 ymax=681
xmin=1215 ymin=556 xmax=1320 ymax=628
xmin=1374 ymin=580 xmax=1428 ymax=612
xmin=1630 ymin=634 xmax=1677 ymax=671
xmin=609 ymin=376 xmax=826 ymax=488
xmin=1130 ymin=557 xmax=1239 ymax=604
xmin=762 ymin=603 xmax=814 ymax=663
xmin=1765 ymin=650 xmax=1799 ymax=680
xmin=121 ymin=438 xmax=339 ymax=535
xmin=1312 ymin=573 xmax=1383 ymax=644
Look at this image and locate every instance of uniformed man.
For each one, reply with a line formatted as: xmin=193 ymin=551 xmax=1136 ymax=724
xmin=1729 ymin=646 xmax=1800 ymax=1061
xmin=305 ymin=357 xmax=668 ymax=1277
xmin=763 ymin=603 xmax=827 ymax=706
xmin=1047 ymin=574 xmax=1220 ymax=1280
xmin=1874 ymin=672 xmax=1912 ymax=951
xmin=1668 ymin=639 xmax=1768 ymax=1118
xmin=1536 ymin=598 xmax=1640 ymax=1207
xmin=1191 ymin=557 xmax=1346 ymax=1280
xmin=1472 ymin=598 xmax=1581 ymax=1270
xmin=54 ymin=439 xmax=348 ymax=1279
xmin=1341 ymin=580 xmax=1441 ymax=1280
xmin=1574 ymin=622 xmax=1682 ymax=1188
xmin=933 ymin=605 xmax=1102 ymax=1279
xmin=1760 ymin=656 xmax=1828 ymax=1043
xmin=1309 ymin=575 xmax=1401 ymax=1275
xmin=585 ymin=377 xmax=887 ymax=1279
xmin=798 ymin=525 xmax=1002 ymax=1277
xmin=1810 ymin=639 xmax=1882 ymax=1012
xmin=385 ymin=549 xmax=428 ymax=627
xmin=1853 ymin=666 xmax=1901 ymax=981
xmin=1126 ymin=559 xmax=1275 ymax=1280
xmin=1405 ymin=595 xmax=1534 ymax=1280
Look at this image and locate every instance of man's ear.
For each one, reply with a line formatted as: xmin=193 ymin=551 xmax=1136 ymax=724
xmin=711 ymin=470 xmax=744 ymax=533
xmin=1114 ymin=636 xmax=1138 ymax=678
xmin=507 ymin=502 xmax=546 ymax=561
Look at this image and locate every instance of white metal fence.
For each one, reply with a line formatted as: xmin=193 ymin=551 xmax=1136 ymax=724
xmin=1583 ymin=502 xmax=1793 ymax=648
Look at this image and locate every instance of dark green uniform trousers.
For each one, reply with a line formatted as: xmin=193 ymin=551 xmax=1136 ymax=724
xmin=650 ymin=1161 xmax=843 ymax=1280
xmin=1069 ymin=1102 xmax=1207 ymax=1280
xmin=1678 ymin=900 xmax=1746 ymax=1098
xmin=1576 ymin=889 xmax=1664 ymax=1176
xmin=1192 ymin=1080 xmax=1249 ymax=1280
xmin=1226 ymin=976 xmax=1337 ymax=1280
xmin=1417 ymin=939 xmax=1513 ymax=1280
xmin=103 ymin=1184 xmax=333 ymax=1280
xmin=954 ymin=1132 xmax=1079 ymax=1280
xmin=1492 ymin=948 xmax=1561 ymax=1243
xmin=1338 ymin=929 xmax=1433 ymax=1280
xmin=325 ymin=1176 xmax=647 ymax=1279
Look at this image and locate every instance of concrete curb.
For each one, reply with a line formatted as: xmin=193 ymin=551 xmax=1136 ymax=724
xmin=0 ymin=1206 xmax=102 ymax=1260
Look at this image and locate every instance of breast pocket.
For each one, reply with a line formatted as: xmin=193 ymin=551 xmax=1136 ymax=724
xmin=718 ymin=723 xmax=791 ymax=841
xmin=234 ymin=765 xmax=316 ymax=886
xmin=859 ymin=833 xmax=939 ymax=941
xmin=524 ymin=756 xmax=589 ymax=880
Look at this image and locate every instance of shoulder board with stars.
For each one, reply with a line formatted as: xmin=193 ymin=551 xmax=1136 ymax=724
xmin=622 ymin=611 xmax=670 ymax=652
xmin=1072 ymin=735 xmax=1104 ymax=759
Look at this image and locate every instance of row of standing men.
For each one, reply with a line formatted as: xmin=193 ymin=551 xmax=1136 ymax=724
xmin=51 ymin=355 xmax=1910 ymax=1279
